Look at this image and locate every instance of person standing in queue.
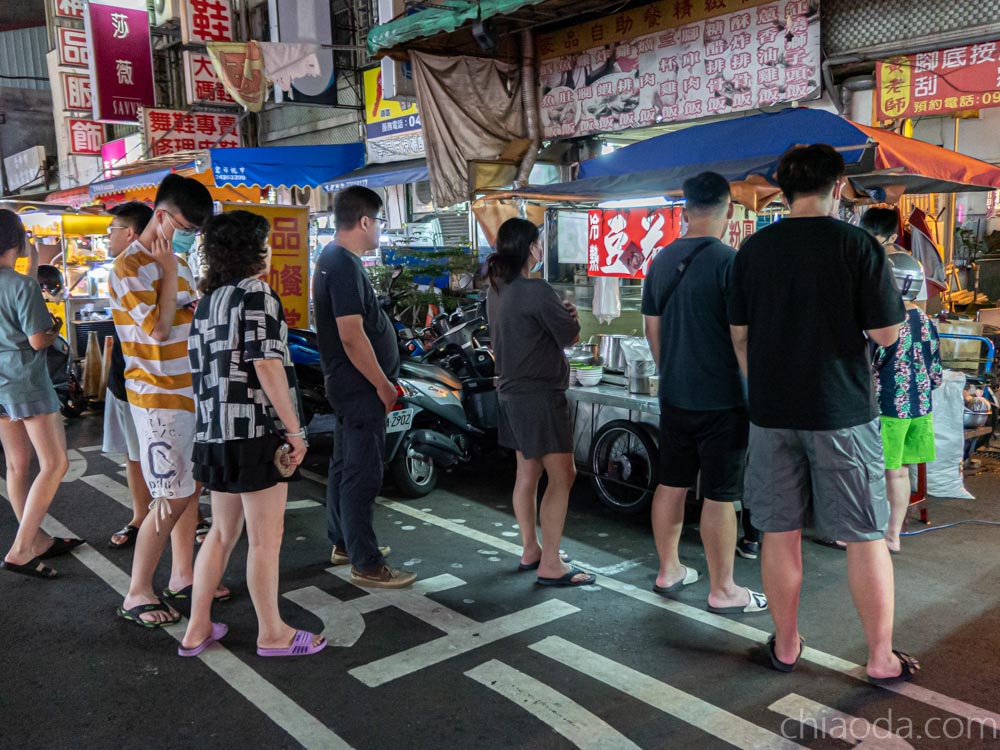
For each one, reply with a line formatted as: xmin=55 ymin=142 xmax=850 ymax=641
xmin=486 ymin=218 xmax=595 ymax=587
xmin=313 ymin=187 xmax=415 ymax=589
xmin=641 ymin=172 xmax=767 ymax=614
xmin=729 ymin=144 xmax=918 ymax=684
xmin=181 ymin=211 xmax=324 ymax=658
xmin=0 ymin=210 xmax=75 ymax=580
xmin=102 ymin=202 xmax=154 ymax=550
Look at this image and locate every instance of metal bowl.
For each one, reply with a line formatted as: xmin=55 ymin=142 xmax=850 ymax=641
xmin=964 ymin=410 xmax=989 ymax=428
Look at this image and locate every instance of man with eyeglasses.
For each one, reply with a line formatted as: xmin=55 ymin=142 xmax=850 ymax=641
xmin=108 ymin=175 xmax=229 ymax=628
xmin=313 ymin=186 xmax=415 ymax=588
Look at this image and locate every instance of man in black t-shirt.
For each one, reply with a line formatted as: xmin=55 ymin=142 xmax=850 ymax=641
xmin=313 ymin=187 xmax=414 ymax=589
xmin=641 ymin=172 xmax=766 ymax=616
xmin=729 ymin=144 xmax=917 ymax=684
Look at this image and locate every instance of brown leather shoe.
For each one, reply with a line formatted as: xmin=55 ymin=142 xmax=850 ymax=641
xmin=350 ymin=564 xmax=417 ymax=589
xmin=331 ymin=545 xmax=391 ymax=566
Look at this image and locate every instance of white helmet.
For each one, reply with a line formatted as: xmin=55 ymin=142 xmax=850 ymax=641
xmin=886 ymin=250 xmax=925 ymax=302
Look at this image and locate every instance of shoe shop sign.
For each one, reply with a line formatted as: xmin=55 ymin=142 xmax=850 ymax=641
xmin=537 ymin=0 xmax=821 ymax=139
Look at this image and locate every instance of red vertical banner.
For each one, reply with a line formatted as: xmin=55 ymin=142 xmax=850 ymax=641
xmin=586 ymin=207 xmax=683 ymax=278
xmin=85 ymin=0 xmax=157 ymax=124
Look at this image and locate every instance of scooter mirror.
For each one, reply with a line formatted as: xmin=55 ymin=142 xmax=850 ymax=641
xmin=391 ymin=266 xmax=404 ymax=279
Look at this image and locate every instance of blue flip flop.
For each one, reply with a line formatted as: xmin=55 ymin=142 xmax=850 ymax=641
xmin=535 ymin=566 xmax=596 ymax=587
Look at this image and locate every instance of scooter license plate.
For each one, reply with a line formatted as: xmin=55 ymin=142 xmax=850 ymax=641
xmin=386 ymin=408 xmax=414 ymax=433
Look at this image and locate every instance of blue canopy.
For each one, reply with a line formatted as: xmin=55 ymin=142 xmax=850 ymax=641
xmin=211 ymin=144 xmax=365 ymax=189
xmin=490 ymin=109 xmax=877 ymax=203
xmin=322 ymin=158 xmax=428 ymax=193
xmin=90 ymin=166 xmax=185 ymax=198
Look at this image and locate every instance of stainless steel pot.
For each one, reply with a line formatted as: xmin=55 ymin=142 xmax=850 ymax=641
xmin=564 ymin=339 xmax=599 ymax=365
xmin=964 ymin=409 xmax=989 ymax=428
xmin=597 ymin=334 xmax=629 ymax=371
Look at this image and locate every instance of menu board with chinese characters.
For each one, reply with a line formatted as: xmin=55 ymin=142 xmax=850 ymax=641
xmin=142 ymin=108 xmax=241 ymax=156
xmin=538 ymin=0 xmax=820 ymax=138
xmin=586 ymin=207 xmax=682 ymax=278
xmin=877 ymin=41 xmax=1000 ymax=119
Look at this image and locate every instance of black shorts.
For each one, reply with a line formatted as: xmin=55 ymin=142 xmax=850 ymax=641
xmin=193 ymin=434 xmax=301 ymax=494
xmin=657 ymin=404 xmax=748 ymax=502
xmin=498 ymin=391 xmax=574 ymax=460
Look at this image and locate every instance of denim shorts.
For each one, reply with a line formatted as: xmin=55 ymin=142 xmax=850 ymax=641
xmin=744 ymin=417 xmax=889 ymax=542
xmin=0 ymin=390 xmax=61 ymax=421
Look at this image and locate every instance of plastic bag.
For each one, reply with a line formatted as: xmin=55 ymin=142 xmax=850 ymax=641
xmin=925 ymin=369 xmax=974 ymax=500
xmin=592 ymin=276 xmax=620 ymax=325
xmin=621 ymin=337 xmax=655 ymax=376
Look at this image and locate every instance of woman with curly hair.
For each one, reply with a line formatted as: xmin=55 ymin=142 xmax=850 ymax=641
xmin=180 ymin=210 xmax=325 ymax=658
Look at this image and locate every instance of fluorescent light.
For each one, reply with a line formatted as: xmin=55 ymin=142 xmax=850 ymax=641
xmin=597 ymin=197 xmax=674 ymax=209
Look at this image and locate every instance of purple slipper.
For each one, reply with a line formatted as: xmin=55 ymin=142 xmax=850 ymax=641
xmin=178 ymin=623 xmax=228 ymax=658
xmin=257 ymin=629 xmax=327 ymax=657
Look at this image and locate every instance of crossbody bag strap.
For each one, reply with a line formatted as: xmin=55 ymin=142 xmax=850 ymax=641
xmin=658 ymin=239 xmax=714 ymax=310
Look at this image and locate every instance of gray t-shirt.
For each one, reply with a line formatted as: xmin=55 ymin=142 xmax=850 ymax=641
xmin=487 ymin=276 xmax=580 ymax=395
xmin=0 ymin=267 xmax=56 ymax=404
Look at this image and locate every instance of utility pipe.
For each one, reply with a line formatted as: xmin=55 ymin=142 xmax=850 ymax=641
xmin=515 ymin=29 xmax=540 ymax=187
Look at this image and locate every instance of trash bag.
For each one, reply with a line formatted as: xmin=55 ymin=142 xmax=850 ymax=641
xmin=926 ymin=369 xmax=974 ymax=500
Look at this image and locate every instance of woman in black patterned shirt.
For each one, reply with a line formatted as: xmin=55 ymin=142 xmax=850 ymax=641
xmin=180 ymin=210 xmax=325 ymax=658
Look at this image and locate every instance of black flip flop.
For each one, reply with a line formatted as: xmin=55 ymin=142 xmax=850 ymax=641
xmin=195 ymin=521 xmax=211 ymax=545
xmin=518 ymin=552 xmax=571 ymax=571
xmin=536 ymin=566 xmax=596 ymax=587
xmin=108 ymin=525 xmax=139 ymax=549
xmin=766 ymin=634 xmax=805 ymax=672
xmin=868 ymin=650 xmax=921 ymax=685
xmin=39 ymin=537 xmax=85 ymax=560
xmin=813 ymin=538 xmax=847 ymax=551
xmin=0 ymin=556 xmax=58 ymax=579
xmin=162 ymin=584 xmax=232 ymax=603
xmin=116 ymin=599 xmax=181 ymax=629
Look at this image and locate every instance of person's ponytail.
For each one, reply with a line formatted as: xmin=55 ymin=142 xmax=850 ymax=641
xmin=486 ymin=218 xmax=539 ymax=292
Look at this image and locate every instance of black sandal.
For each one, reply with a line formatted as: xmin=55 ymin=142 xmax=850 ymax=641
xmin=108 ymin=525 xmax=139 ymax=549
xmin=868 ymin=650 xmax=921 ymax=685
xmin=116 ymin=599 xmax=181 ymax=629
xmin=39 ymin=537 xmax=85 ymax=559
xmin=195 ymin=521 xmax=211 ymax=545
xmin=766 ymin=634 xmax=804 ymax=672
xmin=1 ymin=556 xmax=58 ymax=579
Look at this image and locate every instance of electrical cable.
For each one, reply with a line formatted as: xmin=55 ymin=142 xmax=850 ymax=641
xmin=901 ymin=519 xmax=1000 ymax=536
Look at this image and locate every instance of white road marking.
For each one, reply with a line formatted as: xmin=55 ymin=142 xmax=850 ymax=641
xmin=350 ymin=599 xmax=580 ymax=688
xmin=78 ymin=444 xmax=103 ymax=452
xmin=284 ymin=572 xmax=470 ymax=648
xmin=81 ymin=473 xmax=131 ymax=510
xmin=586 ymin=558 xmax=644 ymax=575
xmin=380 ymin=498 xmax=1000 ymax=729
xmin=31 ymin=512 xmax=355 ymax=750
xmin=532 ymin=636 xmax=806 ymax=750
xmin=299 ymin=468 xmax=328 ymax=485
xmin=286 ymin=499 xmax=321 ymax=510
xmin=466 ymin=660 xmax=642 ymax=750
xmin=769 ymin=694 xmax=915 ymax=749
xmin=65 ymin=449 xmax=88 ymax=483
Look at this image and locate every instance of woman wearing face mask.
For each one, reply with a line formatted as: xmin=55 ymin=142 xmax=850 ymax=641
xmin=485 ymin=218 xmax=595 ymax=587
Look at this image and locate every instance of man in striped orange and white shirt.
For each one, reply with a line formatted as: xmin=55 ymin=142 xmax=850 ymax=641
xmin=109 ymin=175 xmax=225 ymax=628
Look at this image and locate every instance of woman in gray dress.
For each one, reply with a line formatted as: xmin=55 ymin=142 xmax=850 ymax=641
xmin=485 ymin=218 xmax=595 ymax=587
xmin=0 ymin=209 xmax=75 ymax=580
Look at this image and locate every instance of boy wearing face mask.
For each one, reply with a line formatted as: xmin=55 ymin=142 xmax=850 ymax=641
xmin=109 ymin=175 xmax=228 ymax=628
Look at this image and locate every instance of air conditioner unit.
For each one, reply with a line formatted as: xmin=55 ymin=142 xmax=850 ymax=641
xmin=151 ymin=0 xmax=180 ymax=27
xmin=410 ymin=180 xmax=435 ymax=213
xmin=381 ymin=57 xmax=416 ymax=102
xmin=291 ymin=186 xmax=323 ymax=213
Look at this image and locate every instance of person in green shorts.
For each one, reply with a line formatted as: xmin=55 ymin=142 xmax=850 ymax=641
xmin=874 ymin=251 xmax=943 ymax=553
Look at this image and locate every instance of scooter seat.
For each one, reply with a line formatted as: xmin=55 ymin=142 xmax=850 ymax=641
xmin=400 ymin=361 xmax=462 ymax=391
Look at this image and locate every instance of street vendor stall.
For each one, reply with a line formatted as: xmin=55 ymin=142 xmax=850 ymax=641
xmin=478 ymin=107 xmax=1000 ymax=513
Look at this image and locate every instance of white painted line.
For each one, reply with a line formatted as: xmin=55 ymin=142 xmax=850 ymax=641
xmin=384 ymin=499 xmax=1000 ymax=729
xmin=532 ymin=636 xmax=806 ymax=750
xmin=286 ymin=499 xmax=321 ymax=510
xmin=349 ymin=599 xmax=580 ymax=688
xmin=587 ymin=558 xmax=644 ymax=576
xmin=299 ymin=468 xmax=327 ymax=485
xmin=34 ymin=513 xmax=355 ymax=750
xmin=81 ymin=473 xmax=132 ymax=510
xmin=65 ymin=449 xmax=89 ymax=483
xmin=78 ymin=444 xmax=103 ymax=452
xmin=466 ymin=660 xmax=642 ymax=750
xmin=769 ymin=694 xmax=916 ymax=749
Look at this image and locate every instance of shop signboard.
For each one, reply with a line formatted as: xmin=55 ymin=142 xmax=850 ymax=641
xmin=537 ymin=0 xmax=821 ymax=139
xmin=221 ymin=203 xmax=309 ymax=328
xmin=62 ymin=73 xmax=92 ymax=112
xmin=84 ymin=0 xmax=157 ymax=124
xmin=68 ymin=118 xmax=105 ymax=155
xmin=184 ymin=51 xmax=237 ymax=105
xmin=877 ymin=41 xmax=1000 ymax=119
xmin=182 ymin=0 xmax=234 ymax=44
xmin=3 ymin=146 xmax=47 ymax=192
xmin=53 ymin=0 xmax=85 ymax=19
xmin=363 ymin=66 xmax=425 ymax=164
xmin=725 ymin=203 xmax=757 ymax=249
xmin=141 ymin=108 xmax=241 ymax=156
xmin=586 ymin=207 xmax=682 ymax=278
xmin=57 ymin=27 xmax=90 ymax=68
xmin=101 ymin=133 xmax=143 ymax=177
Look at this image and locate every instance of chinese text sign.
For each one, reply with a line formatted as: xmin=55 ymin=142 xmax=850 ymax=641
xmin=586 ymin=207 xmax=682 ymax=278
xmin=84 ymin=0 xmax=156 ymax=123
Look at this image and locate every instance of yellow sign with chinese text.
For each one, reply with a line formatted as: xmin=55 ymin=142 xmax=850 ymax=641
xmin=537 ymin=0 xmax=775 ymax=60
xmin=220 ymin=203 xmax=310 ymax=329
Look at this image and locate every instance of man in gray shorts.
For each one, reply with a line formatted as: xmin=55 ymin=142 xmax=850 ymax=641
xmin=729 ymin=144 xmax=919 ymax=685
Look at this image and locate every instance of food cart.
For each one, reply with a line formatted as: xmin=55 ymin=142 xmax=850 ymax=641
xmin=477 ymin=107 xmax=1000 ymax=513
xmin=0 ymin=201 xmax=113 ymax=357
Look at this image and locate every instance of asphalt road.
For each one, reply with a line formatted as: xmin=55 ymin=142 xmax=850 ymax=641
xmin=1 ymin=414 xmax=999 ymax=749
